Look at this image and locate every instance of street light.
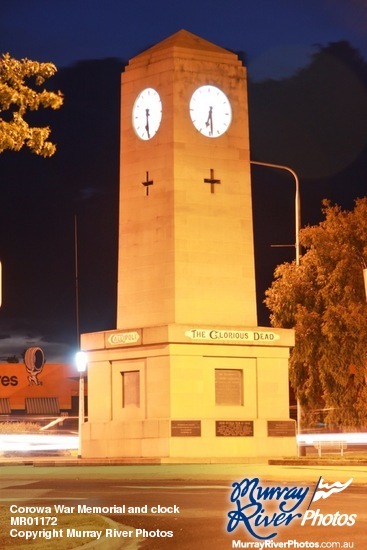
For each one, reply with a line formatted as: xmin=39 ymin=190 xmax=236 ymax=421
xmin=250 ymin=160 xmax=301 ymax=265
xmin=75 ymin=351 xmax=87 ymax=458
xmin=250 ymin=160 xmax=303 ymax=454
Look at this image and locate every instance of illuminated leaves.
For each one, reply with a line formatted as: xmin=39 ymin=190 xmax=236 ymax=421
xmin=0 ymin=53 xmax=63 ymax=157
xmin=265 ymin=198 xmax=367 ymax=429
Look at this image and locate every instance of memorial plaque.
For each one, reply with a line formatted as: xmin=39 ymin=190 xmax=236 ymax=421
xmin=215 ymin=369 xmax=243 ymax=405
xmin=216 ymin=420 xmax=254 ymax=437
xmin=267 ymin=420 xmax=296 ymax=437
xmin=171 ymin=420 xmax=201 ymax=437
xmin=122 ymin=371 xmax=140 ymax=407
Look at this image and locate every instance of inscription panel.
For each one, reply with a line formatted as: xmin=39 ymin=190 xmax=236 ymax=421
xmin=216 ymin=420 xmax=254 ymax=437
xmin=121 ymin=370 xmax=140 ymax=408
xmin=215 ymin=369 xmax=243 ymax=406
xmin=171 ymin=420 xmax=201 ymax=437
xmin=267 ymin=420 xmax=296 ymax=437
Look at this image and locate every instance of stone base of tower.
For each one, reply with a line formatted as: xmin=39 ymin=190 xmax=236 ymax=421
xmin=80 ymin=324 xmax=296 ymax=460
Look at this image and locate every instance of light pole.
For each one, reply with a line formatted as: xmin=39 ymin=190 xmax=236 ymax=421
xmin=250 ymin=160 xmax=303 ymax=454
xmin=74 ymin=215 xmax=81 ymax=346
xmin=75 ymin=351 xmax=87 ymax=458
xmin=250 ymin=160 xmax=301 ymax=265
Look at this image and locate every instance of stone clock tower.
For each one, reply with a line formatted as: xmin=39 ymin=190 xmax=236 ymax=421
xmin=117 ymin=29 xmax=257 ymax=329
xmin=81 ymin=31 xmax=296 ymax=460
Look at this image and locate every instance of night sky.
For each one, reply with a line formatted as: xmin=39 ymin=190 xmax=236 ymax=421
xmin=2 ymin=1 xmax=367 ymax=80
xmin=0 ymin=1 xmax=367 ymax=362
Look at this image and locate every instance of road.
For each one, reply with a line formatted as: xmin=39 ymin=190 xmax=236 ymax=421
xmin=0 ymin=465 xmax=365 ymax=549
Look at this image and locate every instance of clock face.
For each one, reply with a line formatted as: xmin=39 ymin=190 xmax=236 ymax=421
xmin=189 ymin=85 xmax=232 ymax=138
xmin=132 ymin=88 xmax=162 ymax=140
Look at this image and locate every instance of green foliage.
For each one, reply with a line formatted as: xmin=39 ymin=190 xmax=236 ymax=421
xmin=265 ymin=198 xmax=367 ymax=430
xmin=0 ymin=53 xmax=63 ymax=156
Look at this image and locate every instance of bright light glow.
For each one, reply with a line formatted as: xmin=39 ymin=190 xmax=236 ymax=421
xmin=189 ymin=85 xmax=232 ymax=138
xmin=0 ymin=434 xmax=78 ymax=452
xmin=75 ymin=351 xmax=87 ymax=372
xmin=132 ymin=87 xmax=162 ymax=141
xmin=297 ymin=432 xmax=367 ymax=446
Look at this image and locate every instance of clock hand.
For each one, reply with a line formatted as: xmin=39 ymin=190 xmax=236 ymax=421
xmin=145 ymin=108 xmax=150 ymax=139
xmin=205 ymin=106 xmax=213 ymax=136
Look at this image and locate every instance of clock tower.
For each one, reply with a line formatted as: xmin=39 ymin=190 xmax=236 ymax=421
xmin=81 ymin=31 xmax=296 ymax=460
xmin=117 ymin=29 xmax=257 ymax=329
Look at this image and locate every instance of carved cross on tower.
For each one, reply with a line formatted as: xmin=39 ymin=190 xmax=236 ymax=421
xmin=204 ymin=168 xmax=221 ymax=193
xmin=142 ymin=171 xmax=154 ymax=195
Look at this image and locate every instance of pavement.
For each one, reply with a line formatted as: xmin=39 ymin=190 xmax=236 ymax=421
xmin=1 ymin=455 xmax=366 ymax=550
xmin=0 ymin=454 xmax=367 ymax=484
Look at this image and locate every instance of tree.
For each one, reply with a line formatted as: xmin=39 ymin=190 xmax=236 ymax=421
xmin=265 ymin=198 xmax=367 ymax=430
xmin=0 ymin=53 xmax=63 ymax=157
